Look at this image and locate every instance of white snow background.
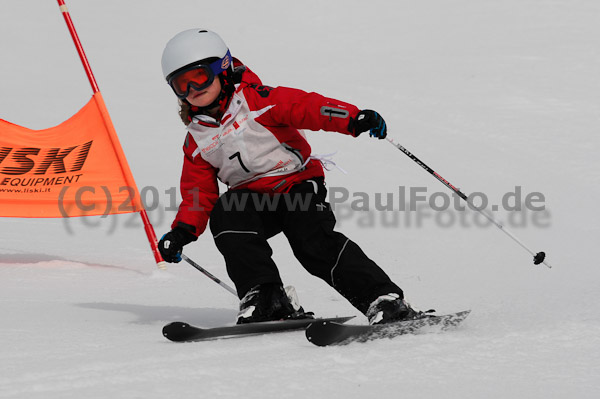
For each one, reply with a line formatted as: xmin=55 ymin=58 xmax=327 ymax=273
xmin=1 ymin=1 xmax=599 ymax=398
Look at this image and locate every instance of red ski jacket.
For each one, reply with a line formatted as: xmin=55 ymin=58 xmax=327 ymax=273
xmin=172 ymin=61 xmax=361 ymax=237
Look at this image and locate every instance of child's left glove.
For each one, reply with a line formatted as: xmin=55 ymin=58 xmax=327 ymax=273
xmin=348 ymin=109 xmax=387 ymax=139
xmin=158 ymin=227 xmax=196 ymax=263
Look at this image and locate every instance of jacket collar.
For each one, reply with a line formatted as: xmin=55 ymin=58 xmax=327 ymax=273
xmin=191 ymin=89 xmax=244 ymax=128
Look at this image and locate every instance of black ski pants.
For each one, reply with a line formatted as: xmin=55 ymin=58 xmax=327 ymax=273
xmin=209 ymin=178 xmax=403 ymax=314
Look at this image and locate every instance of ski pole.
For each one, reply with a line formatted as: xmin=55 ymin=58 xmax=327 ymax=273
xmin=385 ymin=137 xmax=551 ymax=268
xmin=181 ymin=254 xmax=238 ymax=296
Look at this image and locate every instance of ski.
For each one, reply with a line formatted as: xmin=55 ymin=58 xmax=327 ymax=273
xmin=305 ymin=310 xmax=471 ymax=346
xmin=163 ymin=316 xmax=355 ymax=342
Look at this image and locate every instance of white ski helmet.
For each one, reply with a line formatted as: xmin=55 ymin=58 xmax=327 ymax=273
xmin=161 ymin=29 xmax=230 ymax=81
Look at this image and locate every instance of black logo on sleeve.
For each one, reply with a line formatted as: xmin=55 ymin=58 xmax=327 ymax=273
xmin=248 ymin=84 xmax=274 ymax=98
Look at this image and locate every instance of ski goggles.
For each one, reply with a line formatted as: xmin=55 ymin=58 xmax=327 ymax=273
xmin=167 ymin=50 xmax=232 ymax=99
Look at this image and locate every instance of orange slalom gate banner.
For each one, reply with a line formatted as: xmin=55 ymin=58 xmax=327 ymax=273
xmin=0 ymin=92 xmax=144 ymax=218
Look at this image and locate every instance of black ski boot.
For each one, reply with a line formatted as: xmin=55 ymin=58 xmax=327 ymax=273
xmin=236 ymin=283 xmax=311 ymax=324
xmin=366 ymin=293 xmax=427 ymax=325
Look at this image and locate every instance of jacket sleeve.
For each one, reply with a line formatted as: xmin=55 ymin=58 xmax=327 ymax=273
xmin=171 ymin=133 xmax=219 ymax=237
xmin=244 ymin=85 xmax=361 ymax=136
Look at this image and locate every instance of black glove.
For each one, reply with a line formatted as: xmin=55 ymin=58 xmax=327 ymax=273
xmin=348 ymin=110 xmax=387 ymax=139
xmin=158 ymin=227 xmax=196 ymax=263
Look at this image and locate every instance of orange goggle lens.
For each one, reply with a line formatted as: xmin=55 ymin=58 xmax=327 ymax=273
xmin=171 ymin=67 xmax=212 ymax=97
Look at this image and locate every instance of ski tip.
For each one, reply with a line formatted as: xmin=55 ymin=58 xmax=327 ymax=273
xmin=304 ymin=316 xmax=356 ymax=345
xmin=163 ymin=321 xmax=190 ymax=330
xmin=305 ymin=321 xmax=347 ymax=347
xmin=162 ymin=321 xmax=192 ymax=341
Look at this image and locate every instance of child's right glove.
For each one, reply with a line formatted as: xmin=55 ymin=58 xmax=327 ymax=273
xmin=348 ymin=109 xmax=387 ymax=139
xmin=158 ymin=227 xmax=196 ymax=263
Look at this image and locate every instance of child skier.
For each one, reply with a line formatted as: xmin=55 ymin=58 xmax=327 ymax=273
xmin=158 ymin=29 xmax=421 ymax=325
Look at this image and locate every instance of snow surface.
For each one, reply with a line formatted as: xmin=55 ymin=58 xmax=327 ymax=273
xmin=1 ymin=0 xmax=599 ymax=398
